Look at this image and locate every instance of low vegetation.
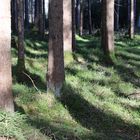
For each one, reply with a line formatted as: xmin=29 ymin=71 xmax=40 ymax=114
xmin=1 ymin=34 xmax=139 ymax=140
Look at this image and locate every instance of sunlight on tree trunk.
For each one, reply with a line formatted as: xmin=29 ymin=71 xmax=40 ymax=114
xmin=47 ymin=0 xmax=65 ymax=97
xmin=0 ymin=0 xmax=14 ymax=112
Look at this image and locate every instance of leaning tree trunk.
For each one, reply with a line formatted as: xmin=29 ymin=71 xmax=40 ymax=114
xmin=47 ymin=0 xmax=65 ymax=97
xmin=101 ymin=0 xmax=115 ymax=64
xmin=0 ymin=0 xmax=14 ymax=112
xmin=17 ymin=0 xmax=25 ymax=77
xmin=63 ymin=0 xmax=72 ymax=51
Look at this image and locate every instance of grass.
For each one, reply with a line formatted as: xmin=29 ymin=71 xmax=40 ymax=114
xmin=1 ymin=33 xmax=140 ymax=140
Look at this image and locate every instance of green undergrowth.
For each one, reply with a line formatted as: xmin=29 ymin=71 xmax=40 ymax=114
xmin=5 ymin=33 xmax=140 ymax=139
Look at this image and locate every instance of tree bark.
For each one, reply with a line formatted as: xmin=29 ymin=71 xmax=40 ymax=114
xmin=11 ymin=0 xmax=18 ymax=33
xmin=79 ymin=0 xmax=83 ymax=36
xmin=47 ymin=0 xmax=65 ymax=97
xmin=72 ymin=0 xmax=76 ymax=52
xmin=0 ymin=0 xmax=14 ymax=112
xmin=25 ymin=0 xmax=29 ymax=29
xmin=17 ymin=0 xmax=25 ymax=75
xmin=39 ymin=0 xmax=45 ymax=38
xmin=101 ymin=0 xmax=115 ymax=64
xmin=129 ymin=0 xmax=134 ymax=38
xmin=88 ymin=0 xmax=93 ymax=34
xmin=116 ymin=0 xmax=120 ymax=31
xmin=63 ymin=0 xmax=72 ymax=51
xmin=76 ymin=0 xmax=80 ymax=31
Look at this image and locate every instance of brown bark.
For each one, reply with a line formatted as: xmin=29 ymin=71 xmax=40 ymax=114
xmin=129 ymin=0 xmax=134 ymax=39
xmin=79 ymin=0 xmax=83 ymax=36
xmin=72 ymin=0 xmax=76 ymax=52
xmin=0 ymin=0 xmax=14 ymax=112
xmin=63 ymin=0 xmax=72 ymax=51
xmin=47 ymin=0 xmax=65 ymax=97
xmin=101 ymin=0 xmax=115 ymax=63
xmin=17 ymin=0 xmax=25 ymax=75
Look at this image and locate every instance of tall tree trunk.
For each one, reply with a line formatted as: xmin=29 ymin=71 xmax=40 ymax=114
xmin=129 ymin=0 xmax=134 ymax=38
xmin=17 ymin=0 xmax=25 ymax=75
xmin=47 ymin=0 xmax=65 ymax=97
xmin=101 ymin=0 xmax=115 ymax=64
xmin=0 ymin=0 xmax=14 ymax=112
xmin=11 ymin=0 xmax=18 ymax=33
xmin=72 ymin=0 xmax=76 ymax=52
xmin=43 ymin=0 xmax=46 ymax=34
xmin=76 ymin=0 xmax=80 ymax=31
xmin=88 ymin=0 xmax=93 ymax=34
xmin=35 ymin=0 xmax=40 ymax=29
xmin=39 ymin=0 xmax=45 ymax=38
xmin=25 ymin=0 xmax=29 ymax=29
xmin=63 ymin=0 xmax=72 ymax=51
xmin=79 ymin=0 xmax=83 ymax=36
xmin=116 ymin=0 xmax=120 ymax=31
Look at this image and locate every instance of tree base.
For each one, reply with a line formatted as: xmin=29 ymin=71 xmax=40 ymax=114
xmin=47 ymin=82 xmax=63 ymax=98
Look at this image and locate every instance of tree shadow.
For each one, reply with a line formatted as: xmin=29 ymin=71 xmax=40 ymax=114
xmin=60 ymin=84 xmax=140 ymax=140
xmin=12 ymin=65 xmax=46 ymax=91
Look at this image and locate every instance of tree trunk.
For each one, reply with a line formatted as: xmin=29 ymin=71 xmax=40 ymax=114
xmin=39 ymin=0 xmax=45 ymax=38
xmin=47 ymin=0 xmax=65 ymax=97
xmin=72 ymin=0 xmax=76 ymax=52
xmin=129 ymin=0 xmax=134 ymax=39
xmin=63 ymin=0 xmax=72 ymax=51
xmin=0 ymin=0 xmax=14 ymax=112
xmin=101 ymin=0 xmax=115 ymax=64
xmin=25 ymin=0 xmax=29 ymax=29
xmin=79 ymin=0 xmax=83 ymax=36
xmin=116 ymin=0 xmax=120 ymax=31
xmin=17 ymin=0 xmax=25 ymax=75
xmin=35 ymin=0 xmax=40 ymax=29
xmin=88 ymin=0 xmax=93 ymax=34
xmin=76 ymin=0 xmax=80 ymax=32
xmin=11 ymin=0 xmax=18 ymax=33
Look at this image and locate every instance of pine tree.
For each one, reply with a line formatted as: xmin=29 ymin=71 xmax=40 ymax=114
xmin=47 ymin=0 xmax=65 ymax=97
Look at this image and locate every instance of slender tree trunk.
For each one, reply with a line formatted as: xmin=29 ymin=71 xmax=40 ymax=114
xmin=88 ymin=0 xmax=93 ymax=34
xmin=129 ymin=0 xmax=134 ymax=38
xmin=0 ymin=0 xmax=14 ymax=112
xmin=72 ymin=0 xmax=76 ymax=52
xmin=35 ymin=0 xmax=40 ymax=29
xmin=47 ymin=0 xmax=65 ymax=97
xmin=25 ymin=0 xmax=29 ymax=29
xmin=39 ymin=0 xmax=45 ymax=37
xmin=116 ymin=0 xmax=120 ymax=31
xmin=79 ymin=0 xmax=83 ymax=36
xmin=76 ymin=0 xmax=80 ymax=31
xmin=17 ymin=0 xmax=25 ymax=75
xmin=43 ymin=0 xmax=45 ymax=33
xmin=63 ymin=0 xmax=72 ymax=51
xmin=11 ymin=0 xmax=18 ymax=33
xmin=31 ymin=0 xmax=34 ymax=23
xmin=101 ymin=0 xmax=115 ymax=64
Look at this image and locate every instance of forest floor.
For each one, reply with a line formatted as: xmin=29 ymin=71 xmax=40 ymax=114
xmin=0 ymin=33 xmax=140 ymax=140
